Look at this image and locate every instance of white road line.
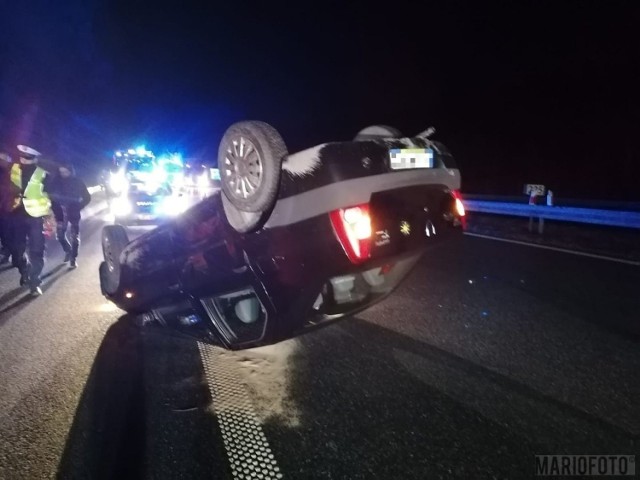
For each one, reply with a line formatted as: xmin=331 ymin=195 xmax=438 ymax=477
xmin=198 ymin=343 xmax=283 ymax=480
xmin=464 ymin=232 xmax=640 ymax=266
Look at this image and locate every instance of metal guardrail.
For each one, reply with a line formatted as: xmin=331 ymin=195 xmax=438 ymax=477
xmin=463 ymin=194 xmax=640 ymax=212
xmin=464 ymin=200 xmax=640 ymax=232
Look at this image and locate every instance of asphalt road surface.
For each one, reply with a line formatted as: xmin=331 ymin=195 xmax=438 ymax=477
xmin=0 ymin=202 xmax=638 ymax=479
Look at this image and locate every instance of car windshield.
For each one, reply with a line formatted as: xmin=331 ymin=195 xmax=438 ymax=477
xmin=126 ymin=157 xmax=155 ymax=172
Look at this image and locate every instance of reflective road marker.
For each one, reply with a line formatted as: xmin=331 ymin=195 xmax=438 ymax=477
xmin=198 ymin=343 xmax=283 ymax=479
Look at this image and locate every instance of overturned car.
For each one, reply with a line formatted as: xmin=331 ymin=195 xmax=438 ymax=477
xmin=99 ymin=122 xmax=465 ymax=349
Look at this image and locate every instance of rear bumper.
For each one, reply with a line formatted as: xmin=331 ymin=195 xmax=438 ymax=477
xmin=267 ymin=167 xmax=461 ymax=229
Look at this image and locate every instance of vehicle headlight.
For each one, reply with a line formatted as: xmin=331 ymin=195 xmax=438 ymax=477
xmin=111 ymin=197 xmax=132 ymax=216
xmin=161 ymin=195 xmax=188 ymax=216
xmin=148 ymin=167 xmax=168 ymax=184
xmin=109 ymin=173 xmax=128 ymax=194
xmin=198 ymin=172 xmax=210 ymax=188
xmin=172 ymin=172 xmax=184 ymax=187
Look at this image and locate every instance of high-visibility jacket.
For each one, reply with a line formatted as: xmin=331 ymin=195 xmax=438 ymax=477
xmin=10 ymin=164 xmax=51 ymax=217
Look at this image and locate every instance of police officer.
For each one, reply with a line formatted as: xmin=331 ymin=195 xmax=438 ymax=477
xmin=5 ymin=145 xmax=53 ymax=296
xmin=46 ymin=164 xmax=91 ymax=268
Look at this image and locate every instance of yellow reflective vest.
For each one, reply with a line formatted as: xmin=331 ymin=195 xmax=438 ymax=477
xmin=10 ymin=164 xmax=52 ymax=217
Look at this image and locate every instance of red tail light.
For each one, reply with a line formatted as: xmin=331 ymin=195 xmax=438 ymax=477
xmin=452 ymin=190 xmax=465 ymax=217
xmin=451 ymin=189 xmax=467 ymax=229
xmin=330 ymin=204 xmax=372 ymax=264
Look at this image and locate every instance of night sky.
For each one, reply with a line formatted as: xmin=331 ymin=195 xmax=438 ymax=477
xmin=1 ymin=1 xmax=639 ymax=199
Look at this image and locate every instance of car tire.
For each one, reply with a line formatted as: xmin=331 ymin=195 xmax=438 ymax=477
xmin=98 ymin=261 xmax=111 ymax=296
xmin=354 ymin=125 xmax=403 ymax=141
xmin=221 ymin=192 xmax=265 ymax=233
xmin=101 ymin=224 xmax=130 ymax=295
xmin=218 ymin=121 xmax=287 ymax=213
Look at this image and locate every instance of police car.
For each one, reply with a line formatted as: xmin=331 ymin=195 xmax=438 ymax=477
xmin=106 ymin=148 xmax=188 ymax=224
xmin=110 ymin=181 xmax=187 ymax=225
xmin=180 ymin=162 xmax=221 ymax=196
xmin=99 ymin=122 xmax=465 ymax=349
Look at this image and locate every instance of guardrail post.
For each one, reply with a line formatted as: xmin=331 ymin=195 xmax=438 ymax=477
xmin=538 ymin=217 xmax=544 ymax=234
xmin=528 ymin=193 xmax=537 ymax=233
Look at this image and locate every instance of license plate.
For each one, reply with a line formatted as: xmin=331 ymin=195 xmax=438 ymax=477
xmin=389 ymin=148 xmax=434 ymax=170
xmin=136 ymin=214 xmax=156 ymax=220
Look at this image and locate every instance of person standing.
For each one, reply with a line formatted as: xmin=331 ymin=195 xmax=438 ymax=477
xmin=4 ymin=145 xmax=53 ymax=295
xmin=46 ymin=164 xmax=91 ymax=268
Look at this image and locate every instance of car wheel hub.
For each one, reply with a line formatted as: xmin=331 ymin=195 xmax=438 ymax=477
xmin=224 ymin=136 xmax=263 ymax=200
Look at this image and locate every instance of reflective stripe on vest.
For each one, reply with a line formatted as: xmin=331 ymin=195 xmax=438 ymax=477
xmin=10 ymin=164 xmax=51 ymax=217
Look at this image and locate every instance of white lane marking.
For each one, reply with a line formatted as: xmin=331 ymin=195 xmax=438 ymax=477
xmin=464 ymin=232 xmax=640 ymax=266
xmin=198 ymin=343 xmax=283 ymax=480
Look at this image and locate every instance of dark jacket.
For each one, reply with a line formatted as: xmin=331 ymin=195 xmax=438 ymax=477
xmin=0 ymin=162 xmax=12 ymax=215
xmin=45 ymin=174 xmax=91 ymax=215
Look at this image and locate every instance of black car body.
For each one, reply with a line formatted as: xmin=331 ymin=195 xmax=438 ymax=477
xmin=100 ymin=123 xmax=465 ymax=349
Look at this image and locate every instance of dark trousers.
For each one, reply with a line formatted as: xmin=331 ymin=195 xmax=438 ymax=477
xmin=53 ymin=205 xmax=81 ymax=259
xmin=8 ymin=212 xmax=45 ymax=288
xmin=0 ymin=215 xmax=9 ymax=255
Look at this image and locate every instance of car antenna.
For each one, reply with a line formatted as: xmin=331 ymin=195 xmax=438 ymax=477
xmin=416 ymin=127 xmax=436 ymax=138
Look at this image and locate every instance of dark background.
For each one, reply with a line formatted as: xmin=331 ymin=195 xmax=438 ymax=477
xmin=1 ymin=1 xmax=639 ymax=199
